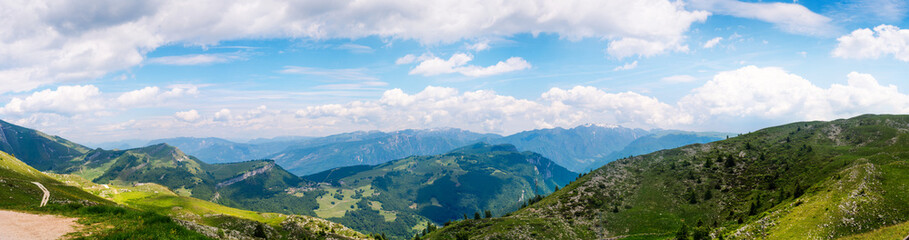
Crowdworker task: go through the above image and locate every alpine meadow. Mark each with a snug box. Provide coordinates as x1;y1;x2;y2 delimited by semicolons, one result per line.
2;1;909;240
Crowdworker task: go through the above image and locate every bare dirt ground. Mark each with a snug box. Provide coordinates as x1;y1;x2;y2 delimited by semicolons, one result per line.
0;210;78;240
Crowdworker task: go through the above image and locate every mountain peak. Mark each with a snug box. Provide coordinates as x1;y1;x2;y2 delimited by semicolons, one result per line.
450;142;519;154
578;123;621;129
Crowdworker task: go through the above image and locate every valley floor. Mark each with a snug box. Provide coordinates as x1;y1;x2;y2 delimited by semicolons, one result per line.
0;210;78;240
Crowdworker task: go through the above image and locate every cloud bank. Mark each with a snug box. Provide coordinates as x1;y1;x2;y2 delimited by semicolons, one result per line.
4;66;906;140
1;0;713;93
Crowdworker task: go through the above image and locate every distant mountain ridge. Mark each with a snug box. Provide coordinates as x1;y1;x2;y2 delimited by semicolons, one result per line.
270;128;501;175
151;125;726;175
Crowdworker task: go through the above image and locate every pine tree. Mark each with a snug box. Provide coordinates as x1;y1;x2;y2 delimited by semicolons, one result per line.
692;227;709;240
703;190;712;201
474;212;481;220
724;156;736;168
484;210;493;218
748;201;757;215
675;222;689;240
688;190;698;204
793;182;805;198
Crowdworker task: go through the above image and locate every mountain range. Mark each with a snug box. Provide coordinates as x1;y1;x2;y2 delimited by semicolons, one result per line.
300;143;575;237
426;114;909;240
150;125;726;175
0;118;727;239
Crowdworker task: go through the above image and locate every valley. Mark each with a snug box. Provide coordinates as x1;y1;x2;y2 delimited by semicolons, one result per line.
3;2;905;239
3;115;908;239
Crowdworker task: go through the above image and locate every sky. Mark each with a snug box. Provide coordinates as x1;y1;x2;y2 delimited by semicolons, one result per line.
2;0;909;144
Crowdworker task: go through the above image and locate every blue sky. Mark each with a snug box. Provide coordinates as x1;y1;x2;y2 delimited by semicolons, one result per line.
1;0;909;143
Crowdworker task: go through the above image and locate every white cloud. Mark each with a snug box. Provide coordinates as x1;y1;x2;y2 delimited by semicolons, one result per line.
0;85;198;116
14;66;909;141
703;37;723;48
0;85;104;115
1;0;710;93
395;54;420;65
174;109;201;122
690;0;833;36
661;75;697;83
294;85;692;133
290;67;909;136
607;37;689;59
679;66;909;121
146;53;242;66
613;61;638;71
280;66;379;81
826;72;909;116
408;53;531;77
832;25;909;61
116;86;199;107
466;41;491;51
335;43;373;53
214;108;232;122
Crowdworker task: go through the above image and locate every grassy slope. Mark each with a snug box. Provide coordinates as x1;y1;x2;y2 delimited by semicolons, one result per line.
60;144;324;217
0;150;210;239
0;120;90;171
426;114;909;239
51;173;368;240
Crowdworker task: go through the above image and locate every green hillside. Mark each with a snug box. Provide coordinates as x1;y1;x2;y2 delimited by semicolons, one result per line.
426;115;909;239
0;120;90;171
51;173;369;240
0;150;210;239
58;144;326;217
302;143;576;239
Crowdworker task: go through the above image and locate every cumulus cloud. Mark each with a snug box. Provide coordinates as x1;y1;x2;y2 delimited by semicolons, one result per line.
116;86;199;107
288;66;909;135
679;66;909;121
1;0;710;93
613;61;638;71
690;0;834;36
213;108;232;122
293;85;692;133
703;37;723;48
174;109;201;122
832;25;909;61
0;85;198;116
0;85;104;115
408;53;531;77
18;66;908;141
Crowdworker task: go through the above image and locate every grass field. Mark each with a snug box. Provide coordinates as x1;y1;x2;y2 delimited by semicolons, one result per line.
50;173;368;239
315;185;376;219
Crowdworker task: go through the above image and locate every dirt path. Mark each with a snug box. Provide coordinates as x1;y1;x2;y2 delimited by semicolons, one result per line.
0;210;78;240
32;182;49;207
